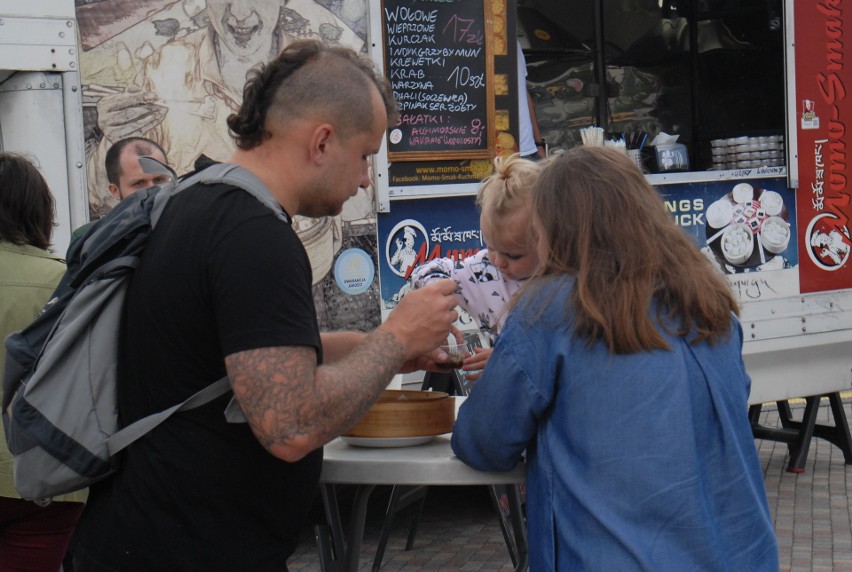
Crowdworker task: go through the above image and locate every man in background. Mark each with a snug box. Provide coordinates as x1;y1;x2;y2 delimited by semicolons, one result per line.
70;137;169;244
103;137;169;201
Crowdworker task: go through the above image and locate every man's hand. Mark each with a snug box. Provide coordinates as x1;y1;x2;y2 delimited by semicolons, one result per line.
380;278;458;360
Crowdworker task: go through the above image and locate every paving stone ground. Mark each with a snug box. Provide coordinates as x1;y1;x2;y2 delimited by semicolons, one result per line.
287;398;852;571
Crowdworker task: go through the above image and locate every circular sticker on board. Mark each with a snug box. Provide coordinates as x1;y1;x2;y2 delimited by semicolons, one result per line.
389;129;403;145
334;248;375;295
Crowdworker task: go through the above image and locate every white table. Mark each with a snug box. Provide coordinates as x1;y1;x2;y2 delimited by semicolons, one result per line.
317;434;527;572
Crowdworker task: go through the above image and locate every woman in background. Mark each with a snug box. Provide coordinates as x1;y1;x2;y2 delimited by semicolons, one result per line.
0;152;86;572
452;146;779;570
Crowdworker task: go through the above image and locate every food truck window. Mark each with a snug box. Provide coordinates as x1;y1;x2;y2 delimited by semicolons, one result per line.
520;0;785;172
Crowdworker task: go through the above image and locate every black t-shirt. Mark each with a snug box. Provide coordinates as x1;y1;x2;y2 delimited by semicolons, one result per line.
73;178;323;571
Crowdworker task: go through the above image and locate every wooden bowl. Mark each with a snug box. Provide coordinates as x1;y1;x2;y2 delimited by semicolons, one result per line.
344;390;455;438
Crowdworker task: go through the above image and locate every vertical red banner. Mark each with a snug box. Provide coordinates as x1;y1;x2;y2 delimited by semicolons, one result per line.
794;0;852;293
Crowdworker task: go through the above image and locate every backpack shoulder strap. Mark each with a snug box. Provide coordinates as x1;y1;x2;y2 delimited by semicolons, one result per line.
106;376;231;454
139;158;290;227
122;159;281;437
196;163;291;225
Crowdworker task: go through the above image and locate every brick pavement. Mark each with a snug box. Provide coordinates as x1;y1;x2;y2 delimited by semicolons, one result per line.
288;398;852;571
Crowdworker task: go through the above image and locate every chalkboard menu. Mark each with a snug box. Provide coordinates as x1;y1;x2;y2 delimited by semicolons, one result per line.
382;0;494;161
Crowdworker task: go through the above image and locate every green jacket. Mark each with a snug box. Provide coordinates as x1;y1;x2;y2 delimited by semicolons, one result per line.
0;241;86;502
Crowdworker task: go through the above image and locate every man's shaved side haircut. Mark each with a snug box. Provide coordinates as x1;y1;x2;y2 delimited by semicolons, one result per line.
228;40;398;150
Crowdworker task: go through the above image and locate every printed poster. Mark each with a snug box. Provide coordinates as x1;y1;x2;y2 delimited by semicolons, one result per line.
377;195;482;321
656;177;799;303
377;177;799;317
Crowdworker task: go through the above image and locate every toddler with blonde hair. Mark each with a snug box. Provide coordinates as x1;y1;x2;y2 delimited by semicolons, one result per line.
412;153;542;377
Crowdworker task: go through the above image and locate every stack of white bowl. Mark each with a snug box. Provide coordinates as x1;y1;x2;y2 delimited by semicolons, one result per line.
710;135;785;170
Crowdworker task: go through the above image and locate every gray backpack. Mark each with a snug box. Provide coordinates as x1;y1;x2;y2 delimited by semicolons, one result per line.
2;159;284;503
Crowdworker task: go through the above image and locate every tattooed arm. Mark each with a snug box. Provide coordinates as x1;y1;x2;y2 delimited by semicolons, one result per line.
225;279;459;462
319;330;458;371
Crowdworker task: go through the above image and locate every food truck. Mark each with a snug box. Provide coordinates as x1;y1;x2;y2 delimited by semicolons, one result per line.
1;0;849;469
368;0;852;470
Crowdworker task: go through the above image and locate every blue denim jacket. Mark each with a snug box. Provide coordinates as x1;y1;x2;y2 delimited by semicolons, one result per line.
452;277;779;571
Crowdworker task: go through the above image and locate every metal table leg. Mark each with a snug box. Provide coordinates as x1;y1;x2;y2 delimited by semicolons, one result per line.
320;481;525;571
506;485;528;572
319;484;346;571
343;484;377;571
320;483;378;571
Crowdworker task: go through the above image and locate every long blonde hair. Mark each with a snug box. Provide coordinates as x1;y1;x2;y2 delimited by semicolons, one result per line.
521;146;739;354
